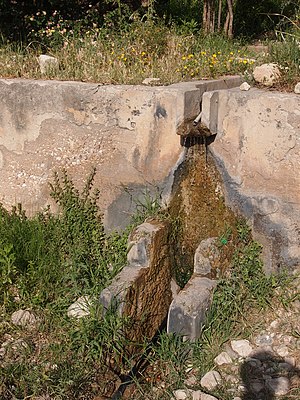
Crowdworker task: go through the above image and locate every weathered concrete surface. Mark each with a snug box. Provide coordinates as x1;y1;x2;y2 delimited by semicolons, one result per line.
100;221;172;344
167;277;216;341
202;88;300;272
0;76;241;229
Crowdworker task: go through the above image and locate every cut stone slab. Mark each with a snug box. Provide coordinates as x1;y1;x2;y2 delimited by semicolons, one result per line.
231;339;253;358
200;370;222;390
99;220;172;344
167;277;216;341
202;88;300;273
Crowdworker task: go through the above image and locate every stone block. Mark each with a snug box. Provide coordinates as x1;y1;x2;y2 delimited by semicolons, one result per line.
202;88;300;272
167;277;216;341
99;220;172;343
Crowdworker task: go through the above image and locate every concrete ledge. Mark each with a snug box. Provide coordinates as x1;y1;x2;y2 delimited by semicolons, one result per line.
167;276;216;341
0;77;241;229
202;88;300;272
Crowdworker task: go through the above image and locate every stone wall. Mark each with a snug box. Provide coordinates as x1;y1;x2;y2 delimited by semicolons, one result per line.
0;76;240;230
202;88;300;273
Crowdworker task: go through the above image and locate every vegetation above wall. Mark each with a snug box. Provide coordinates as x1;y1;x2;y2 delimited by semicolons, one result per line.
0;0;299;88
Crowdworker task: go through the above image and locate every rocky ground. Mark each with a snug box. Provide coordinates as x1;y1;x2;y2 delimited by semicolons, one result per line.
165;277;300;400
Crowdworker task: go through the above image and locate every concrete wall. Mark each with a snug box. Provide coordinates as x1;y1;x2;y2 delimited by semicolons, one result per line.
0;76;240;230
202;88;300;273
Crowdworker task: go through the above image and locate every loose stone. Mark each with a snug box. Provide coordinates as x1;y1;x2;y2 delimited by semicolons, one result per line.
199;393;218;400
274;344;289;358
266;376;290;395
253;63;281;86
214;351;232;365
173;389;192;400
239;82;251;91
231;339;253;357
254;333;273;346
38;54;59;74
200;370;222;390
294;82;300;94
67;296;91;318
11;309;37;327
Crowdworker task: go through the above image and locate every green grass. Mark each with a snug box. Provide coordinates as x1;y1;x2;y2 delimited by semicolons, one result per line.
0;170;294;399
0;21;260;85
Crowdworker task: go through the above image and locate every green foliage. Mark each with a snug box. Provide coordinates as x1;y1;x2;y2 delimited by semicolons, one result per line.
193;220;284;375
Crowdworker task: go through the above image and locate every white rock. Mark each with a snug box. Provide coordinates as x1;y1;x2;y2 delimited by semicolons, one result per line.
173;389;192;400
11;309;37;327
214;351;232;365
67;296;91;318
38;54;59;74
231;339;253;357
274;344;289;357
266;376;290;395
253;63;281;86
269;319;279;329
200;370;222;390
294;82;300;94
199;393;218;400
191;391;202;400
142;77;160;85
239;82;251;91
254;333;273;346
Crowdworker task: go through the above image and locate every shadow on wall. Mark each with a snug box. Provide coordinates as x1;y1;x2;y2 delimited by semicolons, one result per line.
240;351;300;399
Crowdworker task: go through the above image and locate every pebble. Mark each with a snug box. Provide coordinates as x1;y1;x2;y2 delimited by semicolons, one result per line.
239;82;251;91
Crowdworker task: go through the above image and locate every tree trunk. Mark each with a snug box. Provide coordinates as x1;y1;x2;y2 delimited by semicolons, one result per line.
224;10;229;36
227;0;234;38
202;0;215;34
217;0;222;32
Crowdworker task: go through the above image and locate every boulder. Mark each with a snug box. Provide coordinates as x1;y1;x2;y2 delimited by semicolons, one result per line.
253;63;281;86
